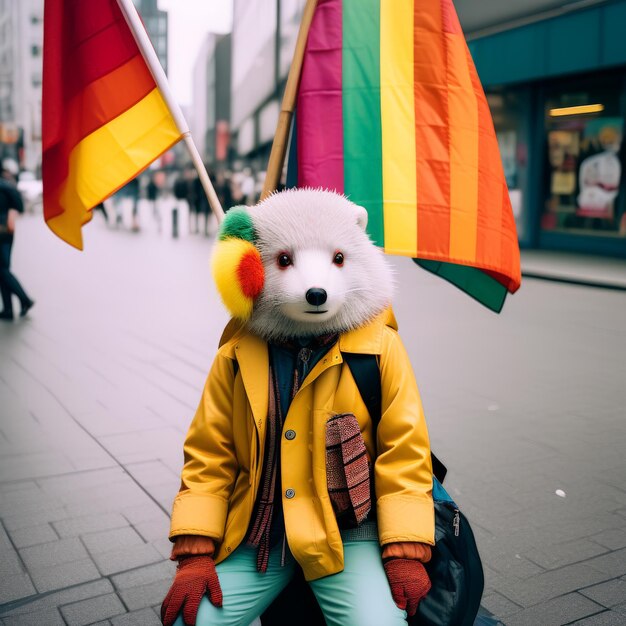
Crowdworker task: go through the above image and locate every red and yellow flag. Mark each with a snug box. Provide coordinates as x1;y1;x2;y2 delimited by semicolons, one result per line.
42;0;182;249
292;0;521;311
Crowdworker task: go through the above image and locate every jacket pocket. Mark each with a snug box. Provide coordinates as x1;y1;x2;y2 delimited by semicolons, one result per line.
325;412;372;529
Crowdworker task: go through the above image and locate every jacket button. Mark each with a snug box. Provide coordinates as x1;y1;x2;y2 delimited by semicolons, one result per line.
285;429;296;440
285;488;295;499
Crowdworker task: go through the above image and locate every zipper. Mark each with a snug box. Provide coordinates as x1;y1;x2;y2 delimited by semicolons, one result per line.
453;508;460;537
298;347;312;381
298;347;312;364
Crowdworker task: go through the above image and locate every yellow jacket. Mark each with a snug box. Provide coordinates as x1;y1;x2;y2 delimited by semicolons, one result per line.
169;310;435;581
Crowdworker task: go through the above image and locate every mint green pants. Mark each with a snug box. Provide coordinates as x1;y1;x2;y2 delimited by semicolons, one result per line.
173;540;407;626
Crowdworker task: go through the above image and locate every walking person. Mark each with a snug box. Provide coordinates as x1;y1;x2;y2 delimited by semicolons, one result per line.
93;201;109;223
192;166;214;236
147;176;159;215
215;170;233;214
0;174;34;321
173;172;190;239
126;177;141;232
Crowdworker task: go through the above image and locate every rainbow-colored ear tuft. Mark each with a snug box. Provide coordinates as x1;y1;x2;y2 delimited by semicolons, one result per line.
212;208;264;320
218;206;256;242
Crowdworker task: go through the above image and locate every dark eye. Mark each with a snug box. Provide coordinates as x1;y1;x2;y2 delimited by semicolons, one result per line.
333;251;344;266
277;253;292;268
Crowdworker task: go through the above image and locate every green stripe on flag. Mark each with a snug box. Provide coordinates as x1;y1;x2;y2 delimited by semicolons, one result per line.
343;0;384;247
414;259;508;313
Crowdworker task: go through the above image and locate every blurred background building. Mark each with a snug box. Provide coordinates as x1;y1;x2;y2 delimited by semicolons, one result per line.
132;0;168;75
191;33;232;168
227;0;305;172
0;0;44;173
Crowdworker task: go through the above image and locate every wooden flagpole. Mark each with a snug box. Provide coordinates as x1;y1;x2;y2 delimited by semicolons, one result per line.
261;0;318;200
115;0;225;223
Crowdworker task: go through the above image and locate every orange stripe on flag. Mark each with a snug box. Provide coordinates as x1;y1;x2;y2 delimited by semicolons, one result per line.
65;55;155;152
44;56;156;223
413;1;450;258
46;88;180;249
447;33;478;263
468;49;504;273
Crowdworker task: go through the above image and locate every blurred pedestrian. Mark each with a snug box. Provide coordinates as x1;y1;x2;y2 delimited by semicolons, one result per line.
147;176;159;213
187;172;200;234
215;170;233;213
230;172;245;205
173;171;192;239
0;173;34;321
240;167;255;204
93;201;108;223
192;166;214;236
146;174;161;231
126;177;141;232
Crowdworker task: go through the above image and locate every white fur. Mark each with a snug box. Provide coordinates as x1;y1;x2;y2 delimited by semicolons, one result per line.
246;189;394;341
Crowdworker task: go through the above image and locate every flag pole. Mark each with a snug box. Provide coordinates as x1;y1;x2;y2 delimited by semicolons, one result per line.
261;0;318;200
115;0;225;223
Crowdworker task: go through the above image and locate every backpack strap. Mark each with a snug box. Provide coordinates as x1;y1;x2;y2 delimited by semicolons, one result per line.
343;352;447;485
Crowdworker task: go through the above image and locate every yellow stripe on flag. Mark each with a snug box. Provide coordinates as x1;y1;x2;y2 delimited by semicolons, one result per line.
380;0;417;257
447;34;479;262
47;88;181;249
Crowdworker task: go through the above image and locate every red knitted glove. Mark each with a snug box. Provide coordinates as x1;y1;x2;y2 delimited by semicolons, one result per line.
383;557;431;617
161;555;223;626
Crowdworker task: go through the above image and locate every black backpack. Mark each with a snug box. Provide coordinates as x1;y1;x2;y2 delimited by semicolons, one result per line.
261;352;484;625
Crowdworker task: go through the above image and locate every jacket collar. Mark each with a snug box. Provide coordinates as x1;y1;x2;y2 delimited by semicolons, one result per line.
217;309;396;429
338;308;397;355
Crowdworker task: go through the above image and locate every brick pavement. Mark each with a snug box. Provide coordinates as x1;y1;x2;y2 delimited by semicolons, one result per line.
1;213;625;625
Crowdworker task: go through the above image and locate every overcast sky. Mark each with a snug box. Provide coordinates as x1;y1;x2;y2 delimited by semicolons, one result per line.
157;0;233;105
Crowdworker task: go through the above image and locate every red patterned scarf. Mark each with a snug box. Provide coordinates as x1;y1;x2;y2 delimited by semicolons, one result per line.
325;412;371;528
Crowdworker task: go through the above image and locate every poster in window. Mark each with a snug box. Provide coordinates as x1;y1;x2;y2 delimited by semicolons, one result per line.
548;131;579;198
577;118;622;219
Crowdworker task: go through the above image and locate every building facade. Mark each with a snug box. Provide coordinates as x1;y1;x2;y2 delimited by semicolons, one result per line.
230;0;305;171
133;0;168;75
463;0;626;257
192;33;232;167
0;0;44;173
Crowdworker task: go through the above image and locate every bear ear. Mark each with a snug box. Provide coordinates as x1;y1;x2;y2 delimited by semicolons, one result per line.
355;204;368;231
218;205;256;242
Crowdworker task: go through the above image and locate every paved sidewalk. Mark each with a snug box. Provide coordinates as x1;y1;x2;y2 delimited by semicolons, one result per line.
521;249;626;289
0;213;625;625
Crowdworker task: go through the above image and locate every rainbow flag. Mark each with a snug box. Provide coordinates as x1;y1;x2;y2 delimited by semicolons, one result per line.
42;0;182;249
291;0;521;311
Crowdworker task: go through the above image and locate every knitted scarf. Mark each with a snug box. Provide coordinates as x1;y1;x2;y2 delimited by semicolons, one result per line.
325;412;372;528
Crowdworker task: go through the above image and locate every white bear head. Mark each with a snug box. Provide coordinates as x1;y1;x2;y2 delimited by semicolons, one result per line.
211;188;394;341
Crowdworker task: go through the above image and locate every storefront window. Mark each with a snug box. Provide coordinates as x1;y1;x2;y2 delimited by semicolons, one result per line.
543;80;625;238
487;89;531;242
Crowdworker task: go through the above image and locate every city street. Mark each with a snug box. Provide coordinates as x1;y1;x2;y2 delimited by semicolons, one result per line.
0;210;625;625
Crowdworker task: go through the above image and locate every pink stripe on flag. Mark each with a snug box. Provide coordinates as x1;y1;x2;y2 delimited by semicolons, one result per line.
297;0;344;192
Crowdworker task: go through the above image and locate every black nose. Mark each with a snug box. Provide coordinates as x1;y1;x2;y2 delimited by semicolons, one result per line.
306;288;327;307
